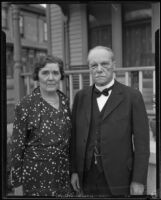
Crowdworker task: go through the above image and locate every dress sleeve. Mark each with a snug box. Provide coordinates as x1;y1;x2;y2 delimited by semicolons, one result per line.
10;102;28;187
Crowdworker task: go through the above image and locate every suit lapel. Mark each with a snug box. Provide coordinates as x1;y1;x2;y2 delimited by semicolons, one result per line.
84;86;93;124
103;81;124;120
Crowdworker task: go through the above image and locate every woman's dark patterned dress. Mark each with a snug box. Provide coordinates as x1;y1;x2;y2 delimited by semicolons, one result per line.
10;87;73;196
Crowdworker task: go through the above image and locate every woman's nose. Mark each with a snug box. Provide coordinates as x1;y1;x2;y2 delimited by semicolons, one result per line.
48;72;54;80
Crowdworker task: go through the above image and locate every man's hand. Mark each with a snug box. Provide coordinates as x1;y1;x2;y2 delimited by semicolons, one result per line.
71;173;80;192
130;182;144;195
14;185;23;195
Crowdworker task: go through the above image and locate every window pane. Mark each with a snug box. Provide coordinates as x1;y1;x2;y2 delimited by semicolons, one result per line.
44;21;47;41
88;4;112;49
19;15;24;37
2;8;7;28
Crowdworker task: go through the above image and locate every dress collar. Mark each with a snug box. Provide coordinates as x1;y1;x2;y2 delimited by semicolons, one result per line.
31;86;67;103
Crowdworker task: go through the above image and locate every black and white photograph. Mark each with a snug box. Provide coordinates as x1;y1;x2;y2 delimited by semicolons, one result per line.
1;1;160;199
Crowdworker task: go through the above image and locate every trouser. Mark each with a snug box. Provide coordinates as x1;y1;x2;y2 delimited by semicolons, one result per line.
83;156;112;197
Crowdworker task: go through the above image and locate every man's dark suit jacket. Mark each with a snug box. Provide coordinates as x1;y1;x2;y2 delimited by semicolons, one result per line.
70;80;150;195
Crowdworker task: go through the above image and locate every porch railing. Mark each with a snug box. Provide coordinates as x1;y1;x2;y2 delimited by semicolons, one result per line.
20;66;155;117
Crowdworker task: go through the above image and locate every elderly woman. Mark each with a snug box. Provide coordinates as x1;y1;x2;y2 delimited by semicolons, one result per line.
10;55;73;197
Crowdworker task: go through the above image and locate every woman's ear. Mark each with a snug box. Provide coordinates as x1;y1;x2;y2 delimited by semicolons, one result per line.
33;73;37;81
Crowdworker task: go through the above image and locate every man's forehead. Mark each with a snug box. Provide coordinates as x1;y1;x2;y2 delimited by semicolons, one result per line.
89;50;112;60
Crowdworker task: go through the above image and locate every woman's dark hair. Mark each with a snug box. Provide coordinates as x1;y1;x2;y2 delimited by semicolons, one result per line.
33;55;64;81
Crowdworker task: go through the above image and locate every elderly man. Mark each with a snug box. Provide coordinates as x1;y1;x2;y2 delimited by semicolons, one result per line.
70;46;150;197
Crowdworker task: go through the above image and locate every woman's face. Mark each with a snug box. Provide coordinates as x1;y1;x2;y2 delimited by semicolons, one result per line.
38;63;61;93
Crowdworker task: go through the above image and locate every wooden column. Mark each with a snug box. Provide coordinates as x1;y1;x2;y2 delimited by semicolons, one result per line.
69;4;88;66
12;4;25;103
111;4;123;68
80;4;88;65
64;15;70;70
49;4;64;59
46;4;52;55
2;2;8;28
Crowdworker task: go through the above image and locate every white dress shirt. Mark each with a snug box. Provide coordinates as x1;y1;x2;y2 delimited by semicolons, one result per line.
95;78;115;112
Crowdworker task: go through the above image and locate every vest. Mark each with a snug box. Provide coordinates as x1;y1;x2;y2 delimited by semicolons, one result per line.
84;89;107;172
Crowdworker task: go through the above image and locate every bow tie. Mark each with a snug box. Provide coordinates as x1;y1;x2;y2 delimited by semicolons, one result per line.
94;85;113;97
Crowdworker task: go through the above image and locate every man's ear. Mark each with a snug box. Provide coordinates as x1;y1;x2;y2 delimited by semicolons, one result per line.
112;61;116;69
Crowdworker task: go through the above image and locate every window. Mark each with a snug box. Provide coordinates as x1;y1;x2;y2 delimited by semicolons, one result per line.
88;4;112;49
43;21;47;41
122;3;153;67
19;15;24;37
2;8;7;28
6;46;14;77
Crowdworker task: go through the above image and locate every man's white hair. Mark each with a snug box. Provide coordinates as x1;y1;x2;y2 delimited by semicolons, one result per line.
87;46;115;63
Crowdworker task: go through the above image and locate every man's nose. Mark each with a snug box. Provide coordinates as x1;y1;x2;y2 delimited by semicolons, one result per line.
97;64;102;71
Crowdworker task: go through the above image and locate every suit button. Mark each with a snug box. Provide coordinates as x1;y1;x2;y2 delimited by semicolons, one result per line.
84;139;86;143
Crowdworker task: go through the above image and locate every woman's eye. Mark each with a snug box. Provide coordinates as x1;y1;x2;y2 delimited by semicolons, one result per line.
53;71;60;76
41;71;49;75
40;70;60;76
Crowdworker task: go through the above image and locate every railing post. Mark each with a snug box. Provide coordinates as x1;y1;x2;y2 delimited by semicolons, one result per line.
138;71;143;93
125;71;129;86
79;74;83;89
59;81;63;92
153;70;156;112
113;72;116;79
89;74;93;85
69;74;73;108
26;76;30;95
34;81;38;88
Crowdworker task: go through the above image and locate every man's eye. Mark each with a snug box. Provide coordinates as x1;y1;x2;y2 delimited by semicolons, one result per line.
91;64;97;69
101;62;109;67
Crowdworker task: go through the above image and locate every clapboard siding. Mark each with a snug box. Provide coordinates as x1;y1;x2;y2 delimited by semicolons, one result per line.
69;4;83;65
70;29;84;35
51;22;63;28
70;36;82;43
51;36;62;43
70;21;82;29
70;59;83;64
70;24;82;30
70;48;83;54
50;4;64;59
50;20;63;27
70;59;83;65
70;43;82;50
70;56;83;62
70;39;83;45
